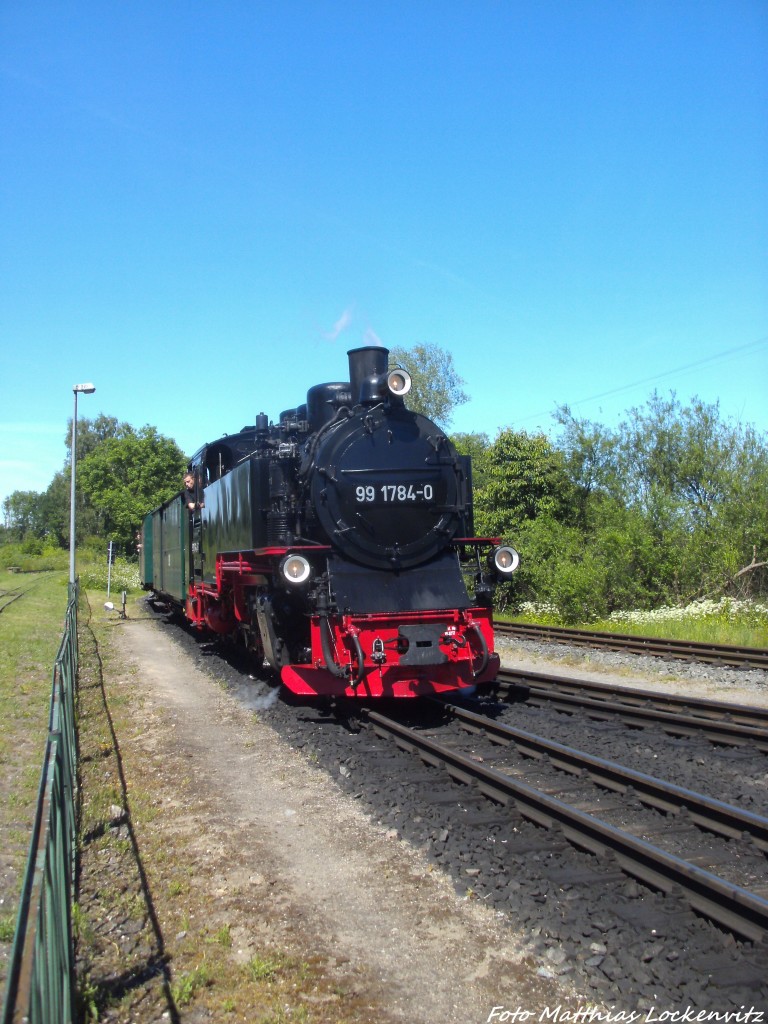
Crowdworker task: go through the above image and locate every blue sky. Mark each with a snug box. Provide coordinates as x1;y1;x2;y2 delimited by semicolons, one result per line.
1;1;766;511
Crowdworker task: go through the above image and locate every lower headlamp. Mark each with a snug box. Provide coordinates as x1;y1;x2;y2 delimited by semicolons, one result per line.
492;546;520;575
281;554;311;584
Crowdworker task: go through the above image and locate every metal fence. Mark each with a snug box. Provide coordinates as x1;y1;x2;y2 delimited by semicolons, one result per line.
2;581;79;1024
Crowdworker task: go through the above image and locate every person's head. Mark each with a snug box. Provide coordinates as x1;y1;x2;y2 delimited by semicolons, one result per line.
184;472;195;490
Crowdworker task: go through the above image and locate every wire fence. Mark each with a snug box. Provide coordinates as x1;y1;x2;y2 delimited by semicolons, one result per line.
2;581;79;1024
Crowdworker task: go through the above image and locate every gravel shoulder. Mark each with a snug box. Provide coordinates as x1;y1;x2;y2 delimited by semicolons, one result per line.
80;604;585;1022
495;634;768;707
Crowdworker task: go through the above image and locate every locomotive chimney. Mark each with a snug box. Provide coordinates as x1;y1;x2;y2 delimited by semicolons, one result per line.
347;346;389;406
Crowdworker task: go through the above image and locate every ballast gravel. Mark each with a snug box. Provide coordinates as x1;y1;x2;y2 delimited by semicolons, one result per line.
128;605;768;1018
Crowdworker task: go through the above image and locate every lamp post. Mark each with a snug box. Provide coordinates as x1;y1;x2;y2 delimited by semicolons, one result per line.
69;383;96;585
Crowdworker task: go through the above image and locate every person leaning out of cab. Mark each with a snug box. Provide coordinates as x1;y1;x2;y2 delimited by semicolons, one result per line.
183;471;204;511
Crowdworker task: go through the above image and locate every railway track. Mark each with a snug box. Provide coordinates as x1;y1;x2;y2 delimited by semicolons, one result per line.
497;621;768;669
165;609;768;1007
495;666;768;728
366;704;768;942
0;572;55;614
443;701;768;851
494;667;768;750
0;588;26;614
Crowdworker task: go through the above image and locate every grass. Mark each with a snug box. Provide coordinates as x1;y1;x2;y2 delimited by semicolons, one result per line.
0;569;70;993
73;584;383;1022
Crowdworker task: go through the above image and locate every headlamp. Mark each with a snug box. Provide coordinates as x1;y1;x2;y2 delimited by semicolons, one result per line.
491;546;520;575
386;368;412;397
281;554;311;584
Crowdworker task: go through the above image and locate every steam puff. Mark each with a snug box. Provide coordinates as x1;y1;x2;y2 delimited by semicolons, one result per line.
325;307;353;340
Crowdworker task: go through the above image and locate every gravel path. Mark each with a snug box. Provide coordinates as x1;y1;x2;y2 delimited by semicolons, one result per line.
108;611;586;1022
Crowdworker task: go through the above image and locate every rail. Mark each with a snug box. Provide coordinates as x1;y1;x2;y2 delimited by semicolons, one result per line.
495;668;768;751
1;581;79;1024
366;707;768;941
443;700;768;851
497;621;768;669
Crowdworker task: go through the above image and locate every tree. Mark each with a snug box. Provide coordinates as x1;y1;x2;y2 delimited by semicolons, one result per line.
2;490;44;538
64;414;131;464
389;343;468;428
554;405;621;523
474;429;577;539
451;431;491;489
554;392;768;606
39;470;76;547
78;426;188;548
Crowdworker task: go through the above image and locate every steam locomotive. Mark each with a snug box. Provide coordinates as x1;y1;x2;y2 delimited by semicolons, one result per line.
140;346;519;698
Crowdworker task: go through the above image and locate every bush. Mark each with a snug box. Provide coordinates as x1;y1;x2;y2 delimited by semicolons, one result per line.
0;541;69;573
79;558;142;593
548;553;609;624
503;516;609;623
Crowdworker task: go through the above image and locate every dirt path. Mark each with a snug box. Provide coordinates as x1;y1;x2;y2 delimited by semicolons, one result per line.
100;612;583;1022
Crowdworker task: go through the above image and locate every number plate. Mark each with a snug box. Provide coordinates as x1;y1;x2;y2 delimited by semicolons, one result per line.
354;483;435;504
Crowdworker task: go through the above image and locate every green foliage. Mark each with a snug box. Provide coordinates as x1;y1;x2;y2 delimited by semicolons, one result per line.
171;963;211;1007
35;471;71;547
476;393;767;621
0;572;70;940
65;413;132;464
505;516;607;623
541;393;768;616
473;429;576;538
452;432;492;489
78;426;187;548
78;557;142;593
246;953;285;981
600;599;768;647
0;541;69;572
389;342;468;427
1;415;187;558
2;490;45;538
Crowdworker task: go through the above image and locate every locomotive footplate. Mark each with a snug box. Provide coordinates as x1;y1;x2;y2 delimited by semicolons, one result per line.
397;624;448;665
280;606;499;698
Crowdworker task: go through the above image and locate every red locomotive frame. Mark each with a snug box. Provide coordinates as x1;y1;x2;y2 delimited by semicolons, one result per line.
183;543;501;698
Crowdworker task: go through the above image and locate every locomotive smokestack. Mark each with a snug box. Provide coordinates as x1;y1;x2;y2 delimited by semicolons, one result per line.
347;346;390;406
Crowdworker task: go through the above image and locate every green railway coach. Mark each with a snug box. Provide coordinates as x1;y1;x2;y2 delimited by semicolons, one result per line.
140;494;189;602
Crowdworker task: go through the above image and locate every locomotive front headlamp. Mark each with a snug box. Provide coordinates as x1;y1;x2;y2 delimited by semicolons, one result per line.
492;546;520;575
281;554;311;584
387;368;412;397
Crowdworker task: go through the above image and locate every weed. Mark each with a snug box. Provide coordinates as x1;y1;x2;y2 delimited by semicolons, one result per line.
510;597;768;647
76;975;100;1022
0;913;16;942
71;902;87;942
246;952;285;981
171;962;212;1007
260;1005;310;1024
213;924;232;947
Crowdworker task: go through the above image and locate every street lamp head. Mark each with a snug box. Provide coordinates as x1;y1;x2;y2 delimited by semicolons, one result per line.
73;383;96;394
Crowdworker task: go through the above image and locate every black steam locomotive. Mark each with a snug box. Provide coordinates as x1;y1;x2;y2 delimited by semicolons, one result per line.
140;346;519;698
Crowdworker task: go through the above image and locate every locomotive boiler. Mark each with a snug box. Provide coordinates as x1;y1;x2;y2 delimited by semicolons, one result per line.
140;345;519;698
